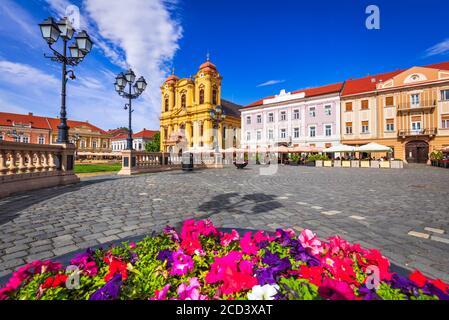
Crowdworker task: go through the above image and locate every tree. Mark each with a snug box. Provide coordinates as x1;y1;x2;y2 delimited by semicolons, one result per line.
144;132;161;152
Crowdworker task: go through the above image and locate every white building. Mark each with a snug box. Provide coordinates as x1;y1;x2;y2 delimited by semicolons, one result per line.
111;129;158;152
241;83;343;150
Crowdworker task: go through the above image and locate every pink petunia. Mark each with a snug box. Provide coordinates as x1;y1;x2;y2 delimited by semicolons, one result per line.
299;229;323;255
170;249;194;276
220;230;240;247
240;232;259;256
150;284;171;300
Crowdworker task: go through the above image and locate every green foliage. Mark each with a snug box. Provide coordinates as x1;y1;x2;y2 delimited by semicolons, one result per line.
376;283;407;300
278;277;320;300
430;151;443;160
144;132;161;152
74;163;121;174
289;154;300;162
306;154;329;162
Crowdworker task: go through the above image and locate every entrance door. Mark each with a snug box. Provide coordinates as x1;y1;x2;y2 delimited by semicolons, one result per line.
405;141;429;163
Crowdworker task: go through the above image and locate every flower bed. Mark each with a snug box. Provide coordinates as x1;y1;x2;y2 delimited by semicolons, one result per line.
1;219;448;300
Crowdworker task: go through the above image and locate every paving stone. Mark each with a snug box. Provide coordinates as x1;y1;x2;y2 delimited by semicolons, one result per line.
425;227;445;234
408;231;430;239
430;235;449;244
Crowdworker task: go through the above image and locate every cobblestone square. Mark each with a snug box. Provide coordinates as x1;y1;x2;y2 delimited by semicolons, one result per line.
1;165;448;282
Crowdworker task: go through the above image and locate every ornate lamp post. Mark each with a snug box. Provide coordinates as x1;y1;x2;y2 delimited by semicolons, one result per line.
39;17;93;143
114;69;147;150
209;105;226;153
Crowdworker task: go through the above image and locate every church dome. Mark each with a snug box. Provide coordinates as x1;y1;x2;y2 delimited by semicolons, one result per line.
165;73;179;84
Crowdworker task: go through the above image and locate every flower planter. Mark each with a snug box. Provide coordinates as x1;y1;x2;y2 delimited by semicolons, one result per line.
305;161;316;167
315;160;323;167
333;160;342;167
323;160;333;167
342;160;351;168
379;161;390;169
1;219;448;301
370;160;380;168
360;160;370;168
351;160;360;168
390;160;403;169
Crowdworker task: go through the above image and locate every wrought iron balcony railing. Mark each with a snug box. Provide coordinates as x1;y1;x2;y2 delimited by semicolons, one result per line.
397;100;437;112
398;128;437;137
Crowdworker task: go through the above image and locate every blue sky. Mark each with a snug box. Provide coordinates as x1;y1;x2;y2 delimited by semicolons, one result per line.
1;0;449;131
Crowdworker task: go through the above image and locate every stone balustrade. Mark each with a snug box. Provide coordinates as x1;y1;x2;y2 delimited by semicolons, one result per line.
0;141;79;198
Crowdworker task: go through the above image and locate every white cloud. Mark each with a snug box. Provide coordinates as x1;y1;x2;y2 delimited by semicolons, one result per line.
256;80;285;87
0;60;58;87
425;39;449;57
84;0;183;130
40;0;183;130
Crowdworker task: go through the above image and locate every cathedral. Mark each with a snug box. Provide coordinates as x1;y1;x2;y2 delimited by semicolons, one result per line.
159;57;241;154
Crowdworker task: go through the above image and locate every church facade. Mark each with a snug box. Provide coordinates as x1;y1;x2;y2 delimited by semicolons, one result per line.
159;58;241;154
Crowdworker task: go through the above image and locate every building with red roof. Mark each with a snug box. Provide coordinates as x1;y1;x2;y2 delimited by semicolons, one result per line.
0;111;111;153
241;82;344;150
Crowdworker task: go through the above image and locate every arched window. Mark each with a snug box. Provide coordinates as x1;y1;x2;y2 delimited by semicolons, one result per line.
181;94;186;109
212;89;217;105
164;97;169;112
199;88;205;104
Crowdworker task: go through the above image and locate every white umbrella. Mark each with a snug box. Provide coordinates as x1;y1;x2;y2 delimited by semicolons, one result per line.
355;142;392;152
323;144;356;153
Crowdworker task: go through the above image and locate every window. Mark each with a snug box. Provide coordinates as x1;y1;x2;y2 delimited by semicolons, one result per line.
246;131;251;141
280;111;287;121
293;127;300;138
199;89;205;104
309;126;316;137
361;100;369;110
386;119;394;132
345;102;353;112
267;129;274;140
410;94;420;106
22;135;29;143
246;116;251;125
14;135;20;142
293;109;300;120
309;107;316;117
268;113;274;122
181;94;186;108
139;143;142;150
212;89;217;105
38;135;45;144
164;98;169;112
441;90;449;101
92;140;97;149
442;116;449;128
256;131;261;140
324;105;331;116
385;96;394;107
0;134;3;141
257;115;262;123
325;125;332;137
361;121;369;133
280;129;287;139
345;122;353;135
411;116;421;131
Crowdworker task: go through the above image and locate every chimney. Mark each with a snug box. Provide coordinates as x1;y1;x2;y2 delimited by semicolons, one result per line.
28;112;33;116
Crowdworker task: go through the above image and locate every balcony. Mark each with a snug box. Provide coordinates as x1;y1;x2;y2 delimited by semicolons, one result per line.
397;100;436;112
398;128;437;138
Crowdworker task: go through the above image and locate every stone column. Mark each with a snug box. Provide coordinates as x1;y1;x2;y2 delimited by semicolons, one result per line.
185;122;192;149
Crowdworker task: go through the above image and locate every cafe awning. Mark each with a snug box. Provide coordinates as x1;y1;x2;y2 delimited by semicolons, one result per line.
322;144;356;153
355;142;392;152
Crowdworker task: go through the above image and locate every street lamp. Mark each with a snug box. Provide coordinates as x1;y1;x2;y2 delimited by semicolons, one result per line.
209;105;226;153
39;16;93;144
114;69;147;150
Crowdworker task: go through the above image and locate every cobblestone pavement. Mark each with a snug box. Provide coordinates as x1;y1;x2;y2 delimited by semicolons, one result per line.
1;164;449;281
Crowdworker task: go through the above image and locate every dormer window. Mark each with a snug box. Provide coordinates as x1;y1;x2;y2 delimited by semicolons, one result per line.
181;93;186;108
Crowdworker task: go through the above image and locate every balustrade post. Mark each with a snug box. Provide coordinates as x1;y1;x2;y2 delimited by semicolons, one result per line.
25;151;34;173
8;151;17;174
18;151;27;173
42;152;49;172
0;151;7;175
48;152;56;172
35;152;43;172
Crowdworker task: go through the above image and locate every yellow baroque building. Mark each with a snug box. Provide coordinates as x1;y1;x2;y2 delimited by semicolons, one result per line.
160;58;241;154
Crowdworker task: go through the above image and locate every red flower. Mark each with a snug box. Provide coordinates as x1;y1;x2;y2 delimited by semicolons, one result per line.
181;236;202;255
240;232;259;256
104;256;128;282
318;277;358;300
299;265;324;286
221;266;258;295
430;279;449;293
41;274;68;289
409;270;428;287
363;249;393;281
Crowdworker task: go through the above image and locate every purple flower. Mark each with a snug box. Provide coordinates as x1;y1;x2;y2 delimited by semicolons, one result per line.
156;249;174;268
89;274;122;300
255;268;276;285
389;274;420;297
422;283;449;300
358;286;381;300
130;252;139;265
163;226;180;242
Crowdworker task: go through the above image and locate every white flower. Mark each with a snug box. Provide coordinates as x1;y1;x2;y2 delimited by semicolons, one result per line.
247;284;279;300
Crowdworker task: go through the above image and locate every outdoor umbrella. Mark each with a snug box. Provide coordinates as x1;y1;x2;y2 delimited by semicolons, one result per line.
323;144;356;153
355;142;392;152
